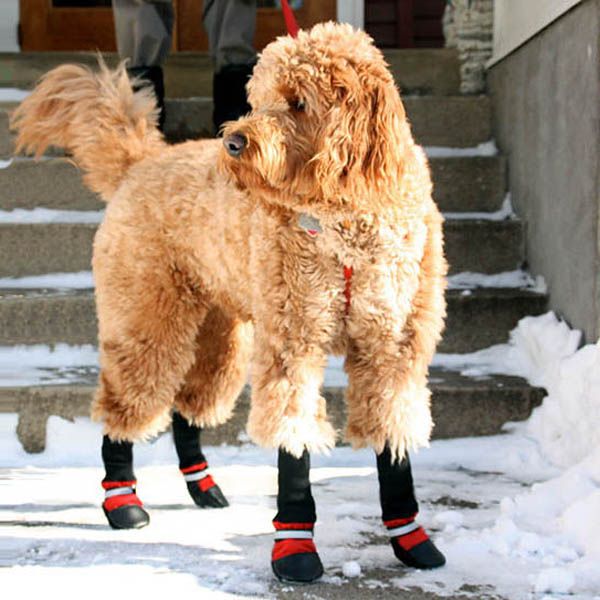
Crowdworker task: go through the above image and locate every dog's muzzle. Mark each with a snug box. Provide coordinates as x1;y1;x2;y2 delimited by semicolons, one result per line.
223;132;248;158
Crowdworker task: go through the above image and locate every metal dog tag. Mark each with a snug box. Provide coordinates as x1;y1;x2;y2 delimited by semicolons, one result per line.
298;212;323;236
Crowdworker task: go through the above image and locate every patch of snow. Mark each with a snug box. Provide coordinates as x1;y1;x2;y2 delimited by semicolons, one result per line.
448;269;546;291
0;208;104;224
0;87;30;102
342;561;361;578
0;158;13;169
424;140;498;157
0;271;94;289
0;344;98;387
444;193;515;221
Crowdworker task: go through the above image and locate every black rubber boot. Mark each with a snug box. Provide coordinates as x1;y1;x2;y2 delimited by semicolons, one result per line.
212;63;254;134
172;411;229;509
127;65;166;131
271;449;323;584
101;435;150;530
103;502;150;530
391;536;446;570
377;447;446;570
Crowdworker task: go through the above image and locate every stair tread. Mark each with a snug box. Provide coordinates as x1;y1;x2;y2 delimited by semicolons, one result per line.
0;367;541;395
0;155;507;213
0;286;548;301
0;94;492;151
0;48;461;97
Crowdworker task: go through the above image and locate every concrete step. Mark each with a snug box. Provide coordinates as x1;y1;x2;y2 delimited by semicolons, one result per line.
1;368;545;453
163;96;492;147
0;94;492;158
0;219;523;279
0;156;506;213
0;48;460;97
0;287;547;353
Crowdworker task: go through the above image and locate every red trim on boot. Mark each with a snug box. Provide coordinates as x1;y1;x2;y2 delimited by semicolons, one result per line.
198;475;216;492
103;493;143;512
272;539;317;561
395;527;429;551
383;514;418;529
273;521;314;531
180;462;208;474
102;480;136;490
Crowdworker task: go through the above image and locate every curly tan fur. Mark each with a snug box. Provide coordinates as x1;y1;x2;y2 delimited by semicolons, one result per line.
11;23;446;459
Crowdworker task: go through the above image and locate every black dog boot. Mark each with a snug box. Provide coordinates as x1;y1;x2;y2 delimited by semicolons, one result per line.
271;522;324;584
385;516;446;569
180;462;229;508
102;480;150;530
127;65;166;131
212;63;254;134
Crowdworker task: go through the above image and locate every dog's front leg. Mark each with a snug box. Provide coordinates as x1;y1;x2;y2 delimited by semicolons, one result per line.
344;209;447;461
248;320;336;457
246;233;337;457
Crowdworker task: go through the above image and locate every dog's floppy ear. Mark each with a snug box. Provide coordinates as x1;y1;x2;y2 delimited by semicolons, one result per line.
313;66;407;199
362;75;407;187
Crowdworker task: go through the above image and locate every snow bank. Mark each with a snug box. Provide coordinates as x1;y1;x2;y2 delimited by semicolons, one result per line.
435;311;600;595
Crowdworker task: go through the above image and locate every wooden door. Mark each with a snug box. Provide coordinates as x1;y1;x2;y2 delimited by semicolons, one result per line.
19;0;337;52
365;0;447;48
19;0;117;51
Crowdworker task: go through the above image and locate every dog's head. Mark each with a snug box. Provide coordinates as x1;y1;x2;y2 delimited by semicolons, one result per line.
220;22;411;215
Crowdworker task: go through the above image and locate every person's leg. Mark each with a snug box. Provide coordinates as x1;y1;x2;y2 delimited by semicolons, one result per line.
112;0;173;129
271;449;323;583
377;447;445;569
101;435;150;529
203;0;257;133
172;411;229;508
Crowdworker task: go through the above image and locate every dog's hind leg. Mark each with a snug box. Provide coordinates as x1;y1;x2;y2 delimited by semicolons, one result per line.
92;247;209;442
173;306;253;428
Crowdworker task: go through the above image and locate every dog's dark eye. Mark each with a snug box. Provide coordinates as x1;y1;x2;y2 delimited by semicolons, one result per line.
291;98;305;112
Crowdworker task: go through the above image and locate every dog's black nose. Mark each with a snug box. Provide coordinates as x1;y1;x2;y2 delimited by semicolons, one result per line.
223;132;247;157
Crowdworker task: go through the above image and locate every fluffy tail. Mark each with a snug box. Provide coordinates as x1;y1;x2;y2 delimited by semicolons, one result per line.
10;61;165;201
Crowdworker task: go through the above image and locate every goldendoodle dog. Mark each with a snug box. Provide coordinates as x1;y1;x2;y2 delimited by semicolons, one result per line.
12;22;447;582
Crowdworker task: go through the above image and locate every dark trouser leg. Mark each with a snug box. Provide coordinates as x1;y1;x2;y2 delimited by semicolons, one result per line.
172;411;228;508
202;0;257;133
376;446;445;569
272;449;323;583
101;435;149;529
112;0;172;130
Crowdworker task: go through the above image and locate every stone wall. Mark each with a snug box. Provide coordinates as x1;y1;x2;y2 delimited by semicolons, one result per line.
444;0;494;94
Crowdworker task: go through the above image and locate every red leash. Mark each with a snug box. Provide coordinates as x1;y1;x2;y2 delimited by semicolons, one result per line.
280;0;300;37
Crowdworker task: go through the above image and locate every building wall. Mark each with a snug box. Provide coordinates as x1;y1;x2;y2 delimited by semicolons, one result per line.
0;0;19;52
490;0;582;66
488;0;600;341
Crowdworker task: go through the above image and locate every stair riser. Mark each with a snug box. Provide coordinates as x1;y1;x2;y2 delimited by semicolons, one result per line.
444;220;524;274
0;95;492;159
0;220;523;278
2;381;544;454
164;96;492;147
0;156;506;213
0;291;547;352
0;49;460;97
